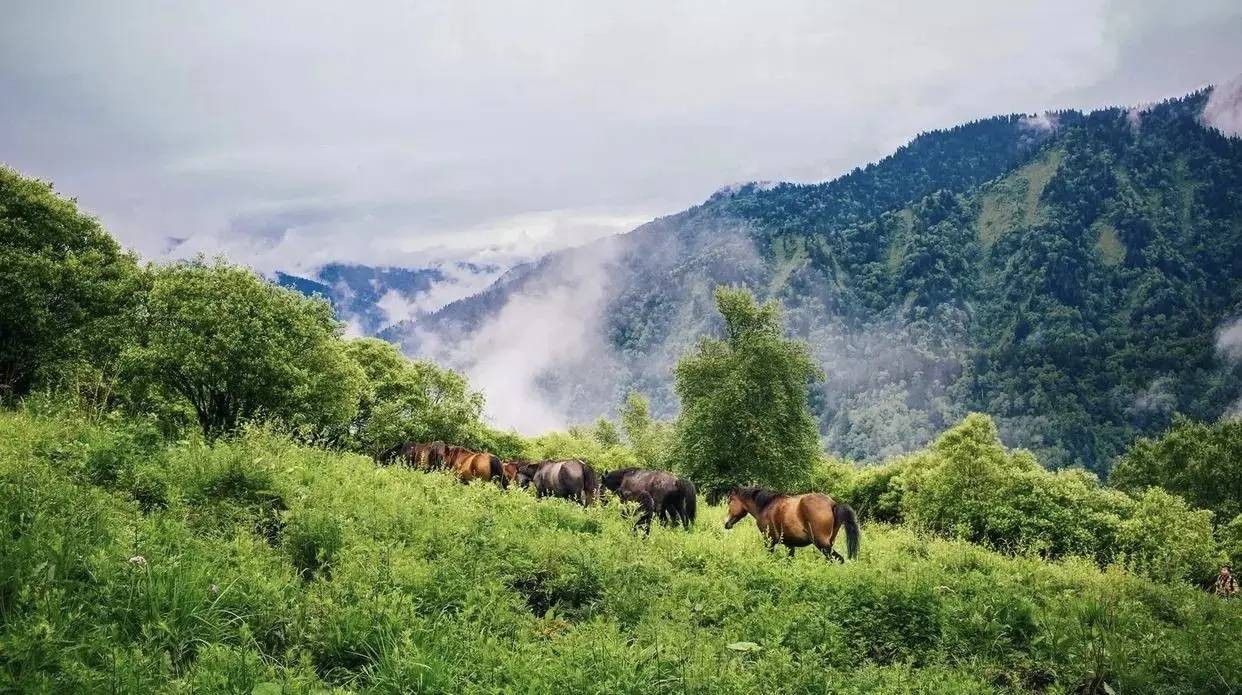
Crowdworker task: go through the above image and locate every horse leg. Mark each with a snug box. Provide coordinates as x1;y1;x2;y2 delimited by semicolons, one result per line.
817;544;845;563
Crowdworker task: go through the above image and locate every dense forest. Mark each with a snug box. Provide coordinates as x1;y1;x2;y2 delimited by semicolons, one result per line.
392;88;1242;472
4;89;1242;691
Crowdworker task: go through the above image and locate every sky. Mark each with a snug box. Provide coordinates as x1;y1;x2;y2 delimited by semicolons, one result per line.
3;0;1242;276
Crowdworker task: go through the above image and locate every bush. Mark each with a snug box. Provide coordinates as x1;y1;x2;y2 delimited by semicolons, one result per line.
898;414;1217;582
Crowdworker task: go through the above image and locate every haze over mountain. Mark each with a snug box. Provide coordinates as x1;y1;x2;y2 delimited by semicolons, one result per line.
375;83;1242;473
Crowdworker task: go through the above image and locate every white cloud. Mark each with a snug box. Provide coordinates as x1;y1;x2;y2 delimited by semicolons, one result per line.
1203;74;1242;138
4;1;1241;273
1019;112;1059;133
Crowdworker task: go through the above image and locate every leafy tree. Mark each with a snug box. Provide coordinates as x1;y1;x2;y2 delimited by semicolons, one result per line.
620;390;674;468
341;338;484;456
122;259;364;438
0;166;142;400
673;286;822;496
1110;416;1242;523
590;417;622;448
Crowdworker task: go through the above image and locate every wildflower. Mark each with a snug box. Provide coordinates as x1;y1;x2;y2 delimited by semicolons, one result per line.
128;555;147;568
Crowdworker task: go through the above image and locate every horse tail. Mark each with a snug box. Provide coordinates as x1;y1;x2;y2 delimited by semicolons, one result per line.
679;478;697;528
837;503;860;560
489;454;505;488
581;464;600;506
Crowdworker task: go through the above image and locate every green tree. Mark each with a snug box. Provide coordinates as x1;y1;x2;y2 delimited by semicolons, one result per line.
122;259;364;438
1110;416;1242;524
341;338;484;456
591;417;622;448
0;167;142;400
620;389;673;468
673;286;822;496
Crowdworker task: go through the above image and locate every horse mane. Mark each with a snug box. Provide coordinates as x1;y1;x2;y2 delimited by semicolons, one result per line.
737;485;784;510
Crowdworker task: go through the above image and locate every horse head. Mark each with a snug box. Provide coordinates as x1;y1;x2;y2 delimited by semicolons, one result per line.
723;487;751;529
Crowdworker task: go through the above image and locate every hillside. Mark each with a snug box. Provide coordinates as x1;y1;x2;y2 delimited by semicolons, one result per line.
387;89;1242;472
277;262;501;335
3;409;1239;693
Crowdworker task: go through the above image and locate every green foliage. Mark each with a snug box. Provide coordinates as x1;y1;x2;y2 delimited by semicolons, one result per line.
342;337;485;456
674;287;822;496
0;166;142;402
525;428;637;472
2;409;1240;694
1219;514;1242;567
1111;415;1242;523
121;259;365;439
620;390;674;468
845;413;1218;583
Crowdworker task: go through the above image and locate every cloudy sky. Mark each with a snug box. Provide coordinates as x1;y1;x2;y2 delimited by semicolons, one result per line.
3;0;1241;274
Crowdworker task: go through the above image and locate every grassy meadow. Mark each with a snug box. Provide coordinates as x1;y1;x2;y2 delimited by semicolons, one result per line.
3;407;1239;694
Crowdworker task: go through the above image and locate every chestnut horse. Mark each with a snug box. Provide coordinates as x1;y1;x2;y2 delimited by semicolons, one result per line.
376;441;445;470
443;445;505;486
724;486;859;562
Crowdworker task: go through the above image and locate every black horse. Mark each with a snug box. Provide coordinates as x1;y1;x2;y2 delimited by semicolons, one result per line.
514;460;600;506
602;467;697;534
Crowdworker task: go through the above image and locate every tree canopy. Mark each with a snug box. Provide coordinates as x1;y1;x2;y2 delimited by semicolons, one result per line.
342;337;485;456
673;286;822;496
0;166;141;400
122;260;365;438
1110;416;1242;524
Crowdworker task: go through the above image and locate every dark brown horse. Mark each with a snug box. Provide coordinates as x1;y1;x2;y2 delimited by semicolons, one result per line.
724;486;859;562
376;441;446;470
514;460;599;506
443;445;505;486
601;467;697;534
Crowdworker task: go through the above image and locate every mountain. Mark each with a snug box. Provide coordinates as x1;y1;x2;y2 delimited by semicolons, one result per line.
277;261;501;335
386;87;1242;472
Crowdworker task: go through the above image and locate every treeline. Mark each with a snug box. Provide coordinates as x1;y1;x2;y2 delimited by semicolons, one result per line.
4;162;1242;587
428;88;1242;472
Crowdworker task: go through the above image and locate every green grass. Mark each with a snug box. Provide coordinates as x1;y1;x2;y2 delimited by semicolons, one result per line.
2;410;1239;693
1093;221;1126;266
976;149;1064;247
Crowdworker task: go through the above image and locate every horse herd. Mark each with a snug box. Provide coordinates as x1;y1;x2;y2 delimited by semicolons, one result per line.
378;440;860;561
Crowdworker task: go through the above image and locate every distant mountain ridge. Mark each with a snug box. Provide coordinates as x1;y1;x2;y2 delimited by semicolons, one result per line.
277;261;500;335
385;87;1242;472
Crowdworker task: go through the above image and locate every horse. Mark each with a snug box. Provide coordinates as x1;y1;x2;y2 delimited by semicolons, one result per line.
376;441;445;470
724;486;860;562
442;445;505;487
514;460;599;506
601;467;697;534
501;460;526;486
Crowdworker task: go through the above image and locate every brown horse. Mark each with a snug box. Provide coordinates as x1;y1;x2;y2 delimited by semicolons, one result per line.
724;486;860;562
501;460;526;486
443;445;505;486
376;441;445;470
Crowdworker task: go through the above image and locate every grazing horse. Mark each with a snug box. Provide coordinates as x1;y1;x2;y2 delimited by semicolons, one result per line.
601;468;697;534
442;445;505;486
376;441;445;470
501;460;526;486
515;460;599;506
724;486;860;562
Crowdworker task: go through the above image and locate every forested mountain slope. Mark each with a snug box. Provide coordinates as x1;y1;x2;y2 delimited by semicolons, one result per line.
387;89;1242;472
